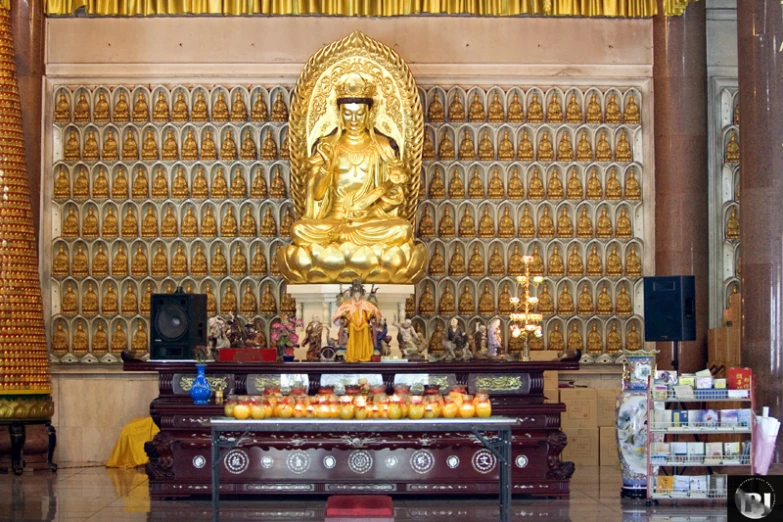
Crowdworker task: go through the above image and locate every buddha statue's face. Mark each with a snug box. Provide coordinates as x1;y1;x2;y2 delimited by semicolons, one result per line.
340;102;370;135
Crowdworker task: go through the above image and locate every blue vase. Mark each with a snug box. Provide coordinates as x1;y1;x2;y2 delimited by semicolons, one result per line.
190;363;212;405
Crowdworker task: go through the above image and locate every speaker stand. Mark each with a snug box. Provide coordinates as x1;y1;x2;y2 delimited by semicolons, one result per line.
671;340;680;373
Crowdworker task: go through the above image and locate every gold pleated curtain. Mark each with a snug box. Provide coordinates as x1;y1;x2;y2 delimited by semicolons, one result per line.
44;0;699;17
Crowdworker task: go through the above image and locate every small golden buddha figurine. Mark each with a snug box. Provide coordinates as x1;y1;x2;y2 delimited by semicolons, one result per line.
530;245;545;275
204;283;217;316
169;91;188;122
231;245;247;275
152;92;169;122
202;207;217;237
528;168;545;199
141;207;158;238
565;169;582;200
82;207;99;238
82;283;99;316
595;131;612;162
439;283;456;315
606;245;623;276
615;131;632;162
238;130;258;161
548;323;565;352
578;284;594;315
110;322;127;352
626;324;642;351
498;207;516;238
161;130;178;161
448;93;466;122
131;245;148;276
151;167;168;199
114;92;130;122
615;207;632;238
607;323;622;353
201;129;218;161
597;283;613;316
210;92;229;122
141;130;158;161
79;139;96;167
61;283;78;315
418;282;436;315
72;167;90;199
269;168;287;199
548;245;565;276
576;131;593;162
422;130;436;161
259;284;277;315
230;170;248;199
585;168;603;200
507;168;524;199
133;92;149;122
62;207;79;237
478;282;495;316
220;130;237;160
518;206;535;237
136;283;152;316
726;208;740;239
237;207;257;237
151;245;168;276
271;92;288;122
438;207;456;237
537;131;554;162
260;207;277;237
438;131;456;160
130;321;148;353
557;285;574;315
725;132;740;163
469;93;485;122
71;244;89;277
52;321;69;353
229;92;247;122
537;283;554;315
625;168;641;200
501;93;521;123
505;244;523;276
448;169;465;199
488;168;505;199
221;206;238;237
488;245;505;276
171;244;188;276
548;169;564;199
418;206;435;237
281;133;292;159
624;94;640;124
459;130;476;161
54;167;70;200
72;322;89;354
596;207;613;238
468;168;485;199
428;167;446;199
450;244;467;276
239;284;257;316
576;207;593;238
280;207;294;237
566;93;582;123
53;245;70;276
488;93;505;123
587;324;603;354
428;244;446;276
102;130;118;162
616;284;633;316
567;245;583;276
122;284;138;316
586;94;602;124
518;130;534;161
606;168;622;199
122;129;139;161
557;208;573;238
478;208;495;238
167;168;188;200
63;130;80;161
459;207;476;237
734;103;740;125
121;207;138;237
179;129;197;161
527;93;544;123
605;94;621;124
538;207;555;237
478;131;495;161
547;93;563;123
186;91;206;122
587;245;603;276
54;92;71;123
498;282;514;315
189;245;208;277
468;244;485;276
73;92;90;122
250;244;267;275
428;93;445;122
626;244;642;277
249;92;268;121
111;169;129;201
249;170;267;200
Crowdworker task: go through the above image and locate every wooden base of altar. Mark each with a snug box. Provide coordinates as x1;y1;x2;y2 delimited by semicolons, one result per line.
124;359;578;499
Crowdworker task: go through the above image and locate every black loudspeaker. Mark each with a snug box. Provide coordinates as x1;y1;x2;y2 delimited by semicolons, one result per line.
643;276;696;342
150;288;207;360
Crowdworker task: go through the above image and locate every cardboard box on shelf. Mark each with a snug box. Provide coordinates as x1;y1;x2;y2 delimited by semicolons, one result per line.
708;327;741;369
530;351;560;362
599;426;619;467
544;390;558;404
596;388;621;427
560;388;598;428
543;370;559;391
562;428;599;466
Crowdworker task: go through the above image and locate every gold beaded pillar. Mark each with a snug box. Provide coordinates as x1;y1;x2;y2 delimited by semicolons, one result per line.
0;2;53;420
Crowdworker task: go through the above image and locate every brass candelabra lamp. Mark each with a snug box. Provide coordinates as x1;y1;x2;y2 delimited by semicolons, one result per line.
508;256;544;361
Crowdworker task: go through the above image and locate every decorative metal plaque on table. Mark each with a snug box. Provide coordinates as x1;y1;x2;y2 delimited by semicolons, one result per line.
468;373;530;395
393;374;456;392
173;373;234;394
247;374;310;394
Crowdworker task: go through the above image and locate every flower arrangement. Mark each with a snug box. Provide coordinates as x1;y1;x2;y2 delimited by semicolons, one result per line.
271;315;303;361
193;344;210;364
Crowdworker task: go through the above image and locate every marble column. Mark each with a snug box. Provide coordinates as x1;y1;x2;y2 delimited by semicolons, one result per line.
652;0;708;372
737;0;783;455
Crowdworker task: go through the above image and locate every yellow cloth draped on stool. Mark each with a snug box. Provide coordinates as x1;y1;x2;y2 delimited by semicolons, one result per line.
105;417;159;468
333;298;379;363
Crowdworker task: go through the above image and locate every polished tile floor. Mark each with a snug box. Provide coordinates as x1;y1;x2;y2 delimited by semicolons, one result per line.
0;464;730;521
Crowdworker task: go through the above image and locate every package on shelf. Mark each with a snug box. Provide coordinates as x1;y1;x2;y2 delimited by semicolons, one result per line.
679;375;695;388
728;367;753;390
689;476;708;493
561;427;599;466
687;442;705;460
657;476;674;493
596;388;621;428
559;388;597;428
705;442;723;461
543;370;559;391
599;426;619;467
654;369;678;385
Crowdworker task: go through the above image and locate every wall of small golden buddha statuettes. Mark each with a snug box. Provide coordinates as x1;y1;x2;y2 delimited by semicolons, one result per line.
409;86;646;360
720;88;740;309
49;84;296;362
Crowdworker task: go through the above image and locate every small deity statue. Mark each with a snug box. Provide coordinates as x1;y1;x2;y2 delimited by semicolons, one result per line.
396;317;425;359
478;208;495;238
528;168;544;199
587;324;603;354
151;245;168;276
528;332;544;352
61;283;78;315
616;285;633;316
547;93;563;122
256;283;276;315
439;207;456;237
448;93;466;122
271;92;288;122
161;130;178;161
595;131;612;161
418;282;436;315
200;207;216;237
62;207;79;237
210;92;229;122
518;206;535;237
53;167;70;200
301;316;327;361
726;208;740;239
615;207;633;238
260;207;277;237
557;207;573;237
249;170;267;200
230;93;248;122
204;284;217;316
102;130;118;162
248;92;268;121
458;284;475;315
111;322;127;352
624;94;640;124
459;130;476;160
537;131;554;162
548;169;564;199
131;322;148;353
556;285;575;316
625;167;641;200
199;130;218;162
280;132;290;160
238;131;258;161
186;91;206;122
171;91;188;122
577;284;594;315
607;323;622;353
121;207;138;237
141;130;159;161
488;93;505;123
260;130;278;160
548;244;565;276
240;285;257;316
179;129;198;161
448;169;465;199
221;206;238;237
230;170;248;199
63;130;80;161
191;245;208;276
72;167;90;199
626;245;642;276
468;244;485;276
605;94;622;124
538;206;555;237
615;131;633;162
596;207;613;238
82;207;99;238
438;284;456;315
113;92;130;122
82;131;100;161
517;131;535;163
54;92;71;123
449;244;467;276
131;245;148;276
429;167;446;199
607;245;623;276
583;245;602;276
221;285;238;315
428;93;445;122
53;245;70;276
250;244;267;275
269;168;287;199
438;131;456;160
72;322;89;354
725;132;740;163
584;169;602;201
141;207;158;238
152;92;169;122
122;284;138;316
178;206;198;237
82;283;99;316
626;324;642;351
171;244;188;276
566;93;582;123
508;93;524;123
168;168;188;199
567;168;583;200
478;282;495;316
734;103;740;125
428;244;446;276
151;167;169;199
231;245;247;275
111;169;129;201
478;131;495;161
422;130;436;160
507;244;524;276
122;129;139;160
576;131;593;162
586;94;602;123
548;323;565;352
527;93;544;123
530;245;545;276
418;206;435;238
576;207;593;238
71;244;89;277
73;92;90;122
537;282;554;315
488;245;505;276
567;245;583;276
487;319;503;358
52;322;69;354
238;207;257;237
207;168;226;199
488;168;505;199
604;169;622;200
468;168;484;198
597;283;613;316
469;93;485;122
557;132;574;161
498;207;515;238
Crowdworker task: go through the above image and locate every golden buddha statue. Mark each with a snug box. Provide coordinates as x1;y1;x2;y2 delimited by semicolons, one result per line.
250;244;267;275
595;131;612;162
141;207;158;238
537;131;554;162
468;244;485;276
548;323;565;352
72;322;89;354
548;169;564;199
518;130;534;161
82;207;99;238
586;94;602;123
201;129;218;160
418;282;436;315
557;132;574;162
488;245;505;276
528;168;544;199
615;207;633;238
62;207;79;237
260;207;277;237
122;284;138;316
152;92;169;122
468;168;485;199
576;207;593;238
557;285;574;315
477;282;495;316
54;167;70;200
505;244;522;276
616;284;633;316
259;284;277;315
248;171;266;200
422;130;436;161
247;91;267;121
221;206;238;237
605;94;621;123
71;244;88;277
625;168;641;200
547;93;563;123
478;131;495;161
576;131;593;162
624;94;640;124
151;167;168;199
110;322;127;352
450;244;467;276
172;91;188;122
121;129;138;161
726;208;740;239
734;103;740;125
189;244;208;277
205;169;225;199
606;168;622;199
73;92;90;122
54;92;71;123
519;206;535;237
111;170;129;202
168;168;188;199
110;241;128;274
557;207;573;238
567;245;583;276
229;92;247;121
469;93;485;122
537;283;554;315
507;168;524;199
626;244;642;277
438;131;456;160
428;92;445;122
238;130;258;161
577;284;594;315
280;207;294;237
488;168;505;199
52;321;69;354
281;133;291;158
566;168;582;200
201;208;216;237
606;245;623;276
72;167;90;199
418;206;435;238
585;245;602;276
530;245;545;275
53;245;70;276
528;334;544;352
596;207;613;238
506;93;523;122
230;170;248;199
438;283;456;315
211;92;229;122
548;244;565;276
102;130;118;162
269;168;287;199
161;130;178;161
114;92;130;122
426;244;446;276
527;93;544;123
271;92;288;122
459;130;476;160
240;284;257;316
725;132;740;163
121;207;138;237
141;130;158;161
93;168;110;199
448;169;465;199
131;245;148;276
607;323;622;353
179;129;198;161
151;245;168;276
587;324;603;354
626;324;642;351
584;168;602;200
203;283;217;316
235;207;257;237
597;283;613;316
171;244;188;276
459;207;476;237
538;207;555;237
478;208;496;238
488;93;504;122
429;167;446;199
82;283;99;316
230;245;247;275
498;207;515;238
615;131;633;162
448;92;466;122
61;283;78;315
63;130;80;161
131;321;148;353
187;91;206;122
135;283;151;316
565;93;581;123
498;282;513;315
